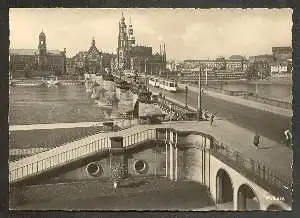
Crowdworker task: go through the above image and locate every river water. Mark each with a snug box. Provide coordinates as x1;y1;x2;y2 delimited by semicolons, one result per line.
9;86;111;125
207;82;292;102
9;82;292;125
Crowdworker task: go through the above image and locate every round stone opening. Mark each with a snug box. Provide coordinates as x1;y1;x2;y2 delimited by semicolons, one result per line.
134;160;147;174
86;162;101;176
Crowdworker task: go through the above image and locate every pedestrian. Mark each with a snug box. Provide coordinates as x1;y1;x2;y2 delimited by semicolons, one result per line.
210;113;215;126
253;133;260;149
284;129;293;148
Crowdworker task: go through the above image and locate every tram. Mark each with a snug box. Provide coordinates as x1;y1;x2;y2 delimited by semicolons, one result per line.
148;77;160;87
158;79;178;92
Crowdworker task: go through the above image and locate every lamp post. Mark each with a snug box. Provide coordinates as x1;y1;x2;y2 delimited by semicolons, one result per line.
197;69;202;121
185;85;188;112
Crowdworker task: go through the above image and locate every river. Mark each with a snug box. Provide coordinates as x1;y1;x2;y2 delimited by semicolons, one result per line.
9;85;111;125
207;81;292;102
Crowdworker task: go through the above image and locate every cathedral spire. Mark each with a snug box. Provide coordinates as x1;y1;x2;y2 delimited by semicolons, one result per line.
91;37;95;47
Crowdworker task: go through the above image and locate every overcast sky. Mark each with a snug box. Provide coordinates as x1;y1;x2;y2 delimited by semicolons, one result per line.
9;8;292;60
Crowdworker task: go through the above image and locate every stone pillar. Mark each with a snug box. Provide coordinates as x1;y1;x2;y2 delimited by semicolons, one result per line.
109;136;128;182
110;136;123;149
170;140;173;180
174;144;178;181
165;130;168;178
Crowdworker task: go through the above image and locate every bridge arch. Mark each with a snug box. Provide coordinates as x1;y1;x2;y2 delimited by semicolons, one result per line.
237;183;260;210
216;168;234;205
266;204;284;211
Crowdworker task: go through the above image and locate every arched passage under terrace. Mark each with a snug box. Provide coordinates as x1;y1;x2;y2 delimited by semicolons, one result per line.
237;184;260;210
216;168;234;207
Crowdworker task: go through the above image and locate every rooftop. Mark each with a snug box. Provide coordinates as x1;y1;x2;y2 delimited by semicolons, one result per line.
10;49;63;56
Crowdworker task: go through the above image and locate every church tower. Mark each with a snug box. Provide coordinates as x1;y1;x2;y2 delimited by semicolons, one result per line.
128;17;135;48
38;30;47;56
117;12;128;70
38;29;47;70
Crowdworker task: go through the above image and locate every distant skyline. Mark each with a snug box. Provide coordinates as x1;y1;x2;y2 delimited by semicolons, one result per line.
10;8;292;61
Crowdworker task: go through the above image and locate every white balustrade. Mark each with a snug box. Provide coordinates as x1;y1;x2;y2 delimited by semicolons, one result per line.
9;127;158;183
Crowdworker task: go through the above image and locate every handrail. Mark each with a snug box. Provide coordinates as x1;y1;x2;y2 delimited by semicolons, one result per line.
9;119;131;163
9;126;109;163
9;128;156;183
210;142;292;203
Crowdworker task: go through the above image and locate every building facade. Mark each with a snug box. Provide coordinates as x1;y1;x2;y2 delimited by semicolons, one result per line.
270;59;292;80
68;38;115;77
182;55;246;73
246;55;274;79
9;30;66;79
114;13;166;76
272;47;292;62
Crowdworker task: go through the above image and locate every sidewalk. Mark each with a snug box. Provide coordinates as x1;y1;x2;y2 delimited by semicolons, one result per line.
151;120;293;179
179;84;292;117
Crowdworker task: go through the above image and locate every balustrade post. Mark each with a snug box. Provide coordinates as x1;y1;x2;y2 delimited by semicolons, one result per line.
235;152;239;165
257;163;261;178
110;136;124;149
250;158;255;171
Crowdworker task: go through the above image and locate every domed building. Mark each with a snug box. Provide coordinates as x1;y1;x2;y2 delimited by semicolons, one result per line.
69;37;115;76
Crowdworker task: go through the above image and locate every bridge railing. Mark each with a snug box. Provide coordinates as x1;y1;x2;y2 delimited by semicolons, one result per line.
211;142;292;203
9;136;111;183
9;127;156;183
123;129;156;147
9;128;108;163
9;121;130;163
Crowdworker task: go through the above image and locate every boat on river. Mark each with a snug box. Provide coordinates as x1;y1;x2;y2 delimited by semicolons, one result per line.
47;77;61;87
95;100;113;109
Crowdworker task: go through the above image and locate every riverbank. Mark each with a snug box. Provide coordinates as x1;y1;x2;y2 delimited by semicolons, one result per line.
10;79;85;87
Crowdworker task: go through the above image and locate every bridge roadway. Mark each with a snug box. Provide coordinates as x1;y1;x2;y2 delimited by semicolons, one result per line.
149;86;290;144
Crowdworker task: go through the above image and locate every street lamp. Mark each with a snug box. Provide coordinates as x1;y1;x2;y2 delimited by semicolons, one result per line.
185;85;188;111
197;69;202;121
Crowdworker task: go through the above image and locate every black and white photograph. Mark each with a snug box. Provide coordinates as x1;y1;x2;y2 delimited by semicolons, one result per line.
9;8;293;211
